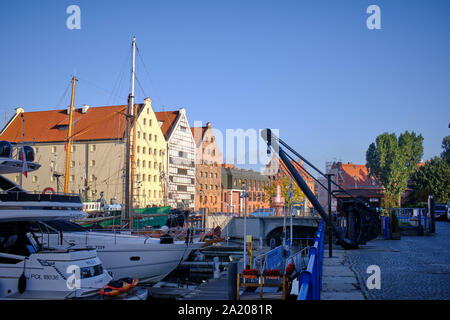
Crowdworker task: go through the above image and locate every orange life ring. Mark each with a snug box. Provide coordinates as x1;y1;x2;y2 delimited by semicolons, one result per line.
42;187;55;194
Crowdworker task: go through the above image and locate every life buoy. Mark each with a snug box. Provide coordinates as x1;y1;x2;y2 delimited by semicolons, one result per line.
42;187;55;194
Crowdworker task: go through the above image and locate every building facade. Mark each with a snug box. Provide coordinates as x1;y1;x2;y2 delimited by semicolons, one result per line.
317;161;384;212
0;98;167;208
155;108;196;209
221;164;270;215
191;122;223;213
133;98;168;207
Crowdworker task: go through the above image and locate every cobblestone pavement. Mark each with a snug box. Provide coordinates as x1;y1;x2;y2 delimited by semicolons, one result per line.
345;221;450;300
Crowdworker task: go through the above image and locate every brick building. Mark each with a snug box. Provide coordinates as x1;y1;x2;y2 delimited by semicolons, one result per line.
221;164;270;215
191;122;222;213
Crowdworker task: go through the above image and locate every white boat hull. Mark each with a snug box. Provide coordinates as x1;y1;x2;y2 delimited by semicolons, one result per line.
96;244;193;283
41;231;204;284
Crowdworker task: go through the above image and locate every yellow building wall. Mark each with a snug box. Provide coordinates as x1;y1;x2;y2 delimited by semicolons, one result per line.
133;98;168;207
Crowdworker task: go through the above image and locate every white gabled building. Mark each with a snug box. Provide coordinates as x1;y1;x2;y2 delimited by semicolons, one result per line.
155;108;196;209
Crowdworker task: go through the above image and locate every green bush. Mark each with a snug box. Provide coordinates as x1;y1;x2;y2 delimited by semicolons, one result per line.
390;210;400;233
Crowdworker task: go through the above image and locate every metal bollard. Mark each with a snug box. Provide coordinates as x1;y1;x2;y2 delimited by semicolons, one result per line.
228;261;238;300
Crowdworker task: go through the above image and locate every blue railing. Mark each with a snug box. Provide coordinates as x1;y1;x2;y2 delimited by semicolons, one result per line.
297;221;325;300
381;214;390;239
393;208;428;236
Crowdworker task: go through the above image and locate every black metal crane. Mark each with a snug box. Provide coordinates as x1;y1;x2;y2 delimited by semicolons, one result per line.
261;129;381;249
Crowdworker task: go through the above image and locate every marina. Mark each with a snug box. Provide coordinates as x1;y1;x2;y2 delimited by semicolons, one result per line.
0;2;449;307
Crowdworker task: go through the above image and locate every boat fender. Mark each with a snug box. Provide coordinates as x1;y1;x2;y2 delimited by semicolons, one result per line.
18;273;26;294
185;228;191;244
18;258;27;294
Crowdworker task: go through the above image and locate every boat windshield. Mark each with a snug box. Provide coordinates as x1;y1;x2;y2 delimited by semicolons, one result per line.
0;222;41;258
40;220;88;232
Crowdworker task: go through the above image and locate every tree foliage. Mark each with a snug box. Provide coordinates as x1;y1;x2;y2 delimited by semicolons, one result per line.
441;135;450;165
409;157;450;204
408;135;450;205
366;131;423;207
264;176;305;208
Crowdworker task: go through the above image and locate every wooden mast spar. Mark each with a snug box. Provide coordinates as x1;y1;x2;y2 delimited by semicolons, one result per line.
64;76;77;194
124;36;136;228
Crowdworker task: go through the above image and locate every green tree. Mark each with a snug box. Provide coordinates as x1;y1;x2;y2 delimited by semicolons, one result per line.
441;135;450;165
409;157;450;204
366;131;423;207
264;176;305;208
408;136;450;205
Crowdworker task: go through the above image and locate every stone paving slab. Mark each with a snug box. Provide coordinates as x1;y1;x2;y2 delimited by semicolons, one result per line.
322;266;355;277
321;291;364;300
321;245;365;300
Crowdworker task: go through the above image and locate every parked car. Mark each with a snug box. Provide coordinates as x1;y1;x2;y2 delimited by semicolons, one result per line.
434;203;449;221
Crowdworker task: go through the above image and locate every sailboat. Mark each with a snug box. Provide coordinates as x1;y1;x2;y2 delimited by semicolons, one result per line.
39;37;204;284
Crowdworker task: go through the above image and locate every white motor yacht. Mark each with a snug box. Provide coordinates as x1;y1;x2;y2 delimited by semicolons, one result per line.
35;220;205;284
0;142;148;300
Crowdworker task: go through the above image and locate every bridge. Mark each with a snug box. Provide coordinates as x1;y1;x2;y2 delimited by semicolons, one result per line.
206;215;322;246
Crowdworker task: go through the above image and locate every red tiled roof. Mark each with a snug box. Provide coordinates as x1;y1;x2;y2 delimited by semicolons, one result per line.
0;105;129;143
333;162;380;188
154;111;179;140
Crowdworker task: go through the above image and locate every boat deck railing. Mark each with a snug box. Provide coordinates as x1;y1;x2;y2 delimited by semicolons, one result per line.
0;191;82;203
80;226;211;243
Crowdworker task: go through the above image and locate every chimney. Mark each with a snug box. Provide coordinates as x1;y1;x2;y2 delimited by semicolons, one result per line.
144;97;152;105
206;122;212;129
82;104;90;114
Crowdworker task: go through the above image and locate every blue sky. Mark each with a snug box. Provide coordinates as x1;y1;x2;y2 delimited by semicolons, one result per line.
0;0;449;173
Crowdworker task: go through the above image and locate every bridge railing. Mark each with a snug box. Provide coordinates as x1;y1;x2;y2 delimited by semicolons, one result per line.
297;221;325;300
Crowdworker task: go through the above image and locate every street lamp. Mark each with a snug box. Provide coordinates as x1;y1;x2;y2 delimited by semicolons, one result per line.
240;182;249;269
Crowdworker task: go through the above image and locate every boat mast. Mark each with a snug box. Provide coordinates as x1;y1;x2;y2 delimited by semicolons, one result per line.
64;76;76;194
124;37;136;228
